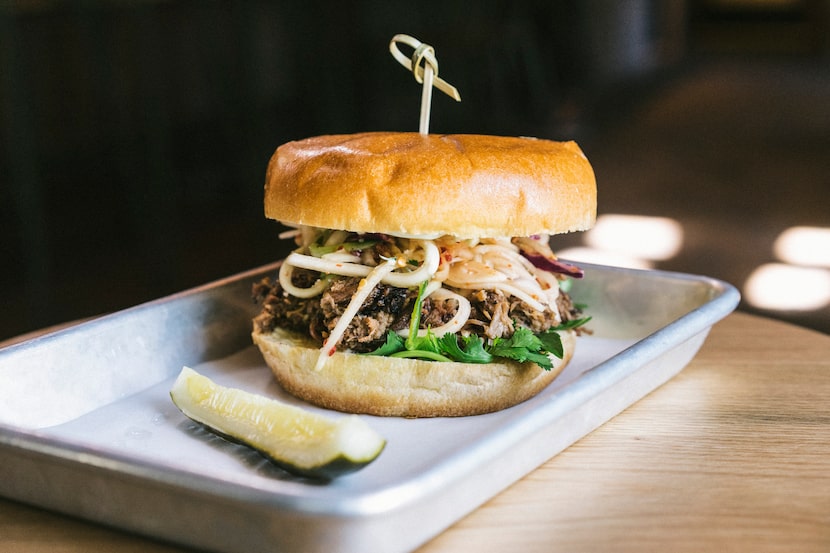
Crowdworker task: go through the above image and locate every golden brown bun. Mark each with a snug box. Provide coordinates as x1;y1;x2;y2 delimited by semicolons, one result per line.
252;326;575;417
265;132;596;239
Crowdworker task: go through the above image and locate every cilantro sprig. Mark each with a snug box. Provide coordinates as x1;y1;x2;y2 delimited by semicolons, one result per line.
365;280;590;370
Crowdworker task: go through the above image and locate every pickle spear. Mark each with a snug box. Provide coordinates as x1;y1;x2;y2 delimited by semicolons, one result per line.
170;367;385;479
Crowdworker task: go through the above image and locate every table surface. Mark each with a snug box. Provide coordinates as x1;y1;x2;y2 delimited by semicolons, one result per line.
2;311;829;553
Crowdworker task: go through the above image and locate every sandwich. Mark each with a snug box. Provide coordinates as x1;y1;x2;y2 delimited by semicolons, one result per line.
251;132;596;417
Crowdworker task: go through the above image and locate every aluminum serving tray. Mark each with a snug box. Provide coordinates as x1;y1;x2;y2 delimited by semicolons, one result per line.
0;263;739;553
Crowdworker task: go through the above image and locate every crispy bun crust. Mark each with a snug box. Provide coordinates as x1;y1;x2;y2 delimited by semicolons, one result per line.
265;132;596;239
252;326;575;417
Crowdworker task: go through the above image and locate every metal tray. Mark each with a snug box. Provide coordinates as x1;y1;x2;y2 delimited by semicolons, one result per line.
0;263;739;553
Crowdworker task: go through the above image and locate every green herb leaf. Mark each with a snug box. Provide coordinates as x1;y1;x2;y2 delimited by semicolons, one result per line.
496;327;541;350
535;330;564;359
489;344;553;369
488;328;553;369
551;316;592;331
406;280;430;350
390;349;453;362
438;334;494;364
366;332;406;356
408;330;443;355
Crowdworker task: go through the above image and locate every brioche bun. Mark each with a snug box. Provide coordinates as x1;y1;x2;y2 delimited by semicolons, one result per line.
252;326;575;417
255;131;594;417
265;132;596;239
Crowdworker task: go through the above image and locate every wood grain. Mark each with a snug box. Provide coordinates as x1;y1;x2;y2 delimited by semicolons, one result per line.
1;312;828;553
418;313;830;553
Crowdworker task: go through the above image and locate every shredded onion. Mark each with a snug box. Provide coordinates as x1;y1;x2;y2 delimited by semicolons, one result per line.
441;240;554;312
287;251;370;278
315;257;398;370
321;251;362;264
397;286;472;338
324;230;349;246
284;240;440;288
446;260;508;285
278;262;328;298
481;281;547;313
278;228;300;240
382;240;440;287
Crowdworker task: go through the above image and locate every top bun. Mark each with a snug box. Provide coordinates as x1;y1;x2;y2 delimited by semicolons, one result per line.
264;132;596;239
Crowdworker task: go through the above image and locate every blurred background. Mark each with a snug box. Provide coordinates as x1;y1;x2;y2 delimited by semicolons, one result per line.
1;0;828;341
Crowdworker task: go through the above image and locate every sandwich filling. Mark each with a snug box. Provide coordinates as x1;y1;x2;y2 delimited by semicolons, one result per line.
253;226;589;370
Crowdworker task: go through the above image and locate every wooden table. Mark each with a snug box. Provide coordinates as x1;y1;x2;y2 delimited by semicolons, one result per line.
2;311;829;552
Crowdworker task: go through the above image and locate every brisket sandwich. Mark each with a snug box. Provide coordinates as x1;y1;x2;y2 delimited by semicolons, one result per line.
252;132;596;417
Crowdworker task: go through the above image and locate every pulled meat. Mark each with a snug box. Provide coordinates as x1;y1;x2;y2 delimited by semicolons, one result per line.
252;271;322;337
253;272;585;353
465;290;513;340
464;289;567;340
255;274;431;353
318;277;412;352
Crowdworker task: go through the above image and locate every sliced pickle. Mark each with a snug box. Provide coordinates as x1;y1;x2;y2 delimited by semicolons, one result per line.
170;367;385;479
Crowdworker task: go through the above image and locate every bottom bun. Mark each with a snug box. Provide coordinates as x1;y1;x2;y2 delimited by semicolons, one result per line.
252;327;575;417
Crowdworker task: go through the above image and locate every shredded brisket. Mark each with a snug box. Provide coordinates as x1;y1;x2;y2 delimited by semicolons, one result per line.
252;270;322;337
463;289;573;340
319;277;413;352
253;271;585;353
